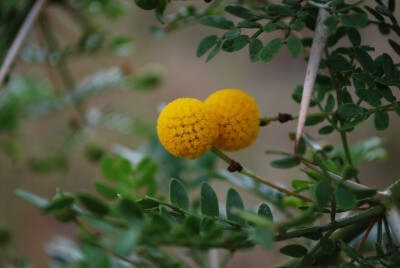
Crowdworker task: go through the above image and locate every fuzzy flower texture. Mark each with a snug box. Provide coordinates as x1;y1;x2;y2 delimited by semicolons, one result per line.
157;89;260;159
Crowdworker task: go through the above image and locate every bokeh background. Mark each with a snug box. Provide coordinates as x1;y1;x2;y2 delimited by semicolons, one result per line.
1;0;399;267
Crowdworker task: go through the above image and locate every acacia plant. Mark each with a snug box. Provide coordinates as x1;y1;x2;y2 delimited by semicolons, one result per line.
2;0;400;267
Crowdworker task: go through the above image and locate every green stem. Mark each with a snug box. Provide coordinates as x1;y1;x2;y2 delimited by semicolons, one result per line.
74;218;96;237
377;216;383;246
294;230;334;268
383;216;394;248
274;205;384;241
340;131;359;183
39;15;75;90
211;147;314;203
259;111;335;125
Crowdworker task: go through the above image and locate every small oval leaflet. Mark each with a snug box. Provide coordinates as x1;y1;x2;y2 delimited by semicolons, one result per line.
94;181;118;200
336;103;364;119
374;110;389;131
169;178;190;212
222;35;249;53
200;182;219;217
335;184;357;211
340;13;368;28
249;38;263;62
196;35;219;58
280;244;308;258
199;16;234;30
259;38;283;62
78;192;110;216
354;47;377;74
314;180;331;208
224;4;261;19
226;188;245;226
270;156;300;169
257;203;273;222
287;36;303;58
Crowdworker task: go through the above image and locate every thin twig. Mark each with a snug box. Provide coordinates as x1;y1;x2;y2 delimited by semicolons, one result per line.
0;0;48;89
211;147;314;203
295;8;329;150
299;159;371;191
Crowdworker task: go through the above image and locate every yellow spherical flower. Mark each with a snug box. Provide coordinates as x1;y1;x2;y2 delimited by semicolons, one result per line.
157;98;219;159
204;89;260;151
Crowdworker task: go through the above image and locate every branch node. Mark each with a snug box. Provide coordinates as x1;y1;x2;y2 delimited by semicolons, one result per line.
228;161;243;172
278;113;292;123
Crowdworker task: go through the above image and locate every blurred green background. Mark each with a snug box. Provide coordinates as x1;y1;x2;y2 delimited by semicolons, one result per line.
0;0;399;267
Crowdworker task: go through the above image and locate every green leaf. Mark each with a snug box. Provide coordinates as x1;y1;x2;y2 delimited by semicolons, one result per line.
226;188;245;226
249;38;263;62
364;90;381;107
44;194;75;212
347;28;361;46
388;39;400;56
314;180;331;208
199;16;234;30
382;53;396;80
292;179;309;192
374;110;389;131
196;35;219;57
394;103;400;117
100;156;117;180
337;115;367;131
338;239;363;261
114;228;141;256
259;38;283;62
319;125;334;135
0;227;11;246
117;197;143;221
377;85;395;102
375;5;393;17
280;244;308;258
321;238;335;255
343;166;359;180
290;20;306;31
200;183;219;217
223;28;241;39
270;156;300;169
224;4;260;19
335;184;357;210
305;115;325;126
77;192;110;216
257;203;273;222
325;58;353;73
15;189;49;209
94;181;118;200
253;227;274;249
83;244;111;268
237;21;262;28
336;103;363;119
354;47;376;74
222;35;249;52
287;36;303;58
263;22;286;33
325;94;335;112
340;13;368;28
352;188;377;199
155;0;168;24
206;40;222;62
169;178;189;212
323;16;337;34
364;5;384;22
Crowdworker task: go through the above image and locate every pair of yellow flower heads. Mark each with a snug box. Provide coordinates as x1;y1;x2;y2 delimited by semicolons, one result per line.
157;89;260;159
